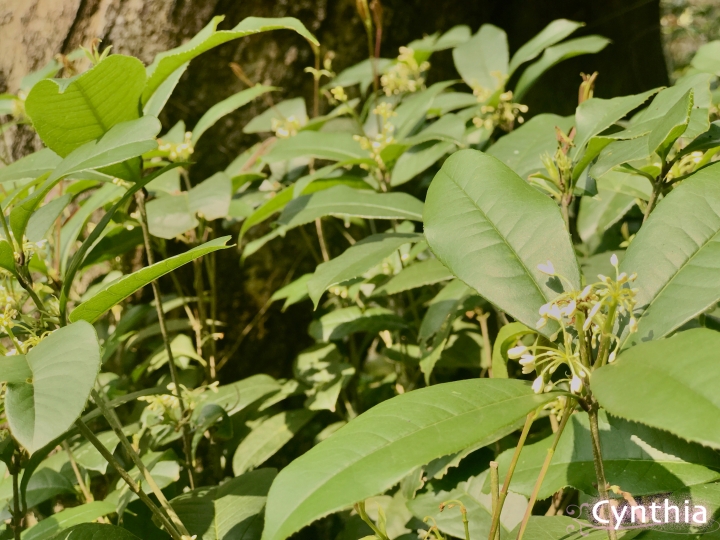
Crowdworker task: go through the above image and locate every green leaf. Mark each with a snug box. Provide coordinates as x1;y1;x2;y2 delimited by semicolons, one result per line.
188;172;232;220
308;307;407;342
142;16;317;104
648;89;693;160
73;431;121;474
418;279;472;343
146;193;198;239
26;194;72;243
329;59;392;92
677;121;720;158
171;468;276;540
596;169;653;200
573;88;660;154
307;233;422;307
5;322;100;453
232;411;315;476
593;328;720;450
424;149;580;335
508;19;583;75
80;227;143;270
0;149;61;183
691;40;720;75
589;135;652;179
278;187;423;231
0;355;32;384
496;410;720;500
49;524;141;540
11;468;74;513
512;516;637;540
453;24;508;92
25;56;146;157
491;322;536;379
576;188;636;243
487;114;574;179
22;501;116;540
263;132;371;164
373;258;453;296
192;85;275;143
408;469;526;539
389;81;455;139
514;36;610;101
271;274;312;311
142;62;188;118
0;241;14;274
261;379;560;540
69;236;231;323
294;343;354;412
391;141;455;187
620;162;720;345
197;374;281;418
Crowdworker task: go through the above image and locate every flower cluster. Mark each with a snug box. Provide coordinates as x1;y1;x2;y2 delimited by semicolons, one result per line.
139;381;219;425
158;131;194;161
353;102;397;169
381;46;429;96
472;90;527;132
330;86;348;103
271;116;302;139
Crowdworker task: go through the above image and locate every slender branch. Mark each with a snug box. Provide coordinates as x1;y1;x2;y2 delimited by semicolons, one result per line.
312;46;320;118
588;403;617;540
475;308;492;372
11;450;22;540
642;179;662;223
490;461;500;540
488;410;538;540
516;399;574;540
90;389;190;537
135;190;195;489
314;218;330;262
63;441;93;502
354;501;389;540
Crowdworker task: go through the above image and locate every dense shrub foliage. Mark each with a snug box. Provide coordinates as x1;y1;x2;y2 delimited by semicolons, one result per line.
0;7;719;540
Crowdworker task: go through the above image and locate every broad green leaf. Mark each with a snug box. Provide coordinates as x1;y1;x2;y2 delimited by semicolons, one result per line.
491;322;535;379
188;172;232;220
596;169;652;200
487;114;574;179
593;328;720;450
408;25;471;55
49;524;141;539
648;89;693;159
388;81;455;139
307;233;422;307
453;24;508;92
678;121;720;158
424;150;581;334
80;227;143;270
408;469;526;539
70;236;231;323
263;132;371;164
573;88;660;154
373;258;452;296
294;344;354;412
391;141;455;186
0;355;32;384
512;516;638;540
21;501;115;540
619;162;720;344
9;172;53;245
26;194;71;243
146;193;198;239
308;307;407;342
0;241;14;274
4;322;100;453
142;16;318;104
429;92;479;115
418;279;472;343
691;40;720;75
0;468;74;511
142;62;188;118
576;188;636;243
26;56;146;157
589;135;652;179
196;374;281;418
278;187;423;231
495;410;720;500
243;98;307;134
0;149;60;183
73;431;121;474
171;468;276;540
47;116;161;182
271;274;312;311
261;379;560;540
329;58;392;92
232;410;315;475
508;19;583;75
514;36;610;101
192;85;275;143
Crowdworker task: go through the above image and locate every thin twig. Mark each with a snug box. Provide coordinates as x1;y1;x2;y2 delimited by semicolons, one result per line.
62;441;93;503
315;218;330;261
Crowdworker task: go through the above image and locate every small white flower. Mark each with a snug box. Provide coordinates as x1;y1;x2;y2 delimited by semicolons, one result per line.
570;375;583;393
519;354;535;366
617;272;628;283
507;345;528;359
628;317;638;333
537;260;556;275
579;285;593;300
532;376;544;394
629;273;638;282
539;303;551;316
610;253;619;267
561;300;577;317
548;304;563;321
608;350;617;363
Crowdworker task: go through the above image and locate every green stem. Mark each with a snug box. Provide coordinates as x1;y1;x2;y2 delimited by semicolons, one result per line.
594;300;617;369
355;501;389;540
490;461;500;540
574;313;590;369
516;399;574;540
135;190;195;489
588;404;617;540
488;410;537;540
91;389;190;537
75;419;184;540
11;451;22;540
643;179;662;223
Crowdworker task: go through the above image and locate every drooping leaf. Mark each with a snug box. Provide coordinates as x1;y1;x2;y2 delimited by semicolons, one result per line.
263;132;372;164
307;233;422;307
26;194;72;243
22;501;116;540
647;89;693;159
589;135;652;179
308;307;407;342
593;329;720;450
70;236;231;323
261;379;559;540
3;322;100;453
188;172;232;220
278;187;423;231
495;410;720;500
25;55;146;157
171;468;276;540
270;274;312;311
146;193;198;239
424;149;580;335
373;258;453;296
142;16;318;104
0;148;61;183
619;162;720;345
142;62;188;118
486;114;574;179
232;411;315;476
508;19;583;75
192;85;275;143
576;188;636;243
453;24;508;92
514;36;610;101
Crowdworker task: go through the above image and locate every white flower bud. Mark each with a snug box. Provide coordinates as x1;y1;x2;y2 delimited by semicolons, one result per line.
610;253;619;267
537;260;556;275
629;317;638;333
562;300;577;317
532;376;544;394
570;375;583;393
580;285;592;300
548;304;563;321
608;350;617;363
519;354;535;366
507;345;528;359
